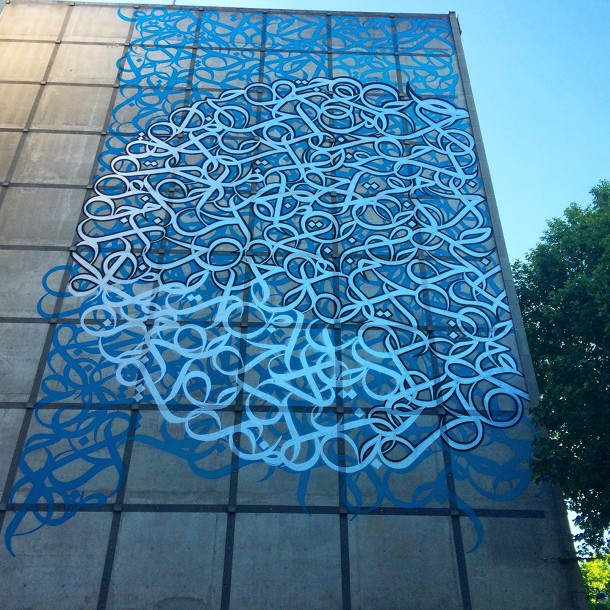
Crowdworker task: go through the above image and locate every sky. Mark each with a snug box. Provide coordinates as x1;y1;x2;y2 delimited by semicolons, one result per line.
6;0;608;261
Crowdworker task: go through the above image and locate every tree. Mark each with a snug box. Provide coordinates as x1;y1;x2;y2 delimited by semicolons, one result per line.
512;180;610;553
580;556;610;609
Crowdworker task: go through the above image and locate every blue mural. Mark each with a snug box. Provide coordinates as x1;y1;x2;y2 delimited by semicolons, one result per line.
5;8;533;554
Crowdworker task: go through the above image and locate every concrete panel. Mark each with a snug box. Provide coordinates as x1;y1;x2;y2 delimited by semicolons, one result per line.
0;511;111;609
131;9;199;47
349;515;462;609
10;408;127;503
230;513;342;610
395;17;454;53
463;516;578;610
0;132;20;182
0;187;85;246
0;323;48;402
32;85;113;131
35;324;139;404
452;420;550;511
12;132;100;184
48;43;123;85
0;249;68;317
63;6;132;44
262;51;330;83
93;132;129;178
342;439;449;509
0;41;54;81
193;49;261;89
0;409;24;498
120;45;194;89
330;15;393;53
332;53;398;86
124;411;232;505
266;13;327;51
56;275;155;319
109;87;188;134
0;2;67;41
237;456;339;506
198;10;264;49
399;53;466;104
232;405;338;509
108;512;226;609
0;83;39;128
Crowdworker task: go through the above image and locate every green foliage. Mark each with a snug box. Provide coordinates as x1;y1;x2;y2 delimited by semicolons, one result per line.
580;556;610;608
512;180;610;553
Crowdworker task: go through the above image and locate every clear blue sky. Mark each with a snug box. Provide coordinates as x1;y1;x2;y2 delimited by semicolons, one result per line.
24;0;610;261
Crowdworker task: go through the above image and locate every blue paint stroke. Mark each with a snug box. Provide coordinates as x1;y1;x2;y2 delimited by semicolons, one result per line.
6;8;532;556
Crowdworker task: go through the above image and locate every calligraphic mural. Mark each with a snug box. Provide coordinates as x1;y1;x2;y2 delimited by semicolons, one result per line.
5;7;532;554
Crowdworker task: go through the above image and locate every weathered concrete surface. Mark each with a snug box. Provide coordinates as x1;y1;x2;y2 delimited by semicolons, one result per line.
48;43;124;85
463;515;582;609
0;83;39;129
231;513;342;610
33;85;113;131
0;132;20;182
0;248;68;317
0;187;86;246
0;409;24;498
349;515;462;609
124;411;232;505
0;512;112;609
108;512;226;610
0;323;48;402
12;132;100;184
0;1;67;40
63;5;132;44
0;41;54;81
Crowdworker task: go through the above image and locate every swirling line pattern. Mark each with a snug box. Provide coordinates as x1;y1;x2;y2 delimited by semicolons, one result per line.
130;8;199;48
67;76;527;473
400;54;460;99
5;408;135;555
120;45;193;89
266;13;327;52
97;9;459;184
264;52;329;83
193;49;262;89
199;11;265;49
330;15;394;53
395;17;454;54
6;9;531;552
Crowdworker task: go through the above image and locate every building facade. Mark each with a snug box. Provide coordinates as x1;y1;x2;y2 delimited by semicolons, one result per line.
0;1;586;608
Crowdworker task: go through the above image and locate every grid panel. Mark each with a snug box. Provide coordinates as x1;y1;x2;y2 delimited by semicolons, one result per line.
0;3;584;610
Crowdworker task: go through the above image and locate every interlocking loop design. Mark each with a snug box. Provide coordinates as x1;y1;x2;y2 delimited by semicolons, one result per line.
69;77;526;474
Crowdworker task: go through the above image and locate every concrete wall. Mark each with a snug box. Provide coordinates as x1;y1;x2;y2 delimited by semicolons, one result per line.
0;2;586;608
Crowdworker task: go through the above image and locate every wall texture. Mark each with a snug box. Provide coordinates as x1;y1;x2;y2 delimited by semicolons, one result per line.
0;1;586;608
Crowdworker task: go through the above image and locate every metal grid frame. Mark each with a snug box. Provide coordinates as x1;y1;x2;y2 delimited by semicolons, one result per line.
0;3;585;609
